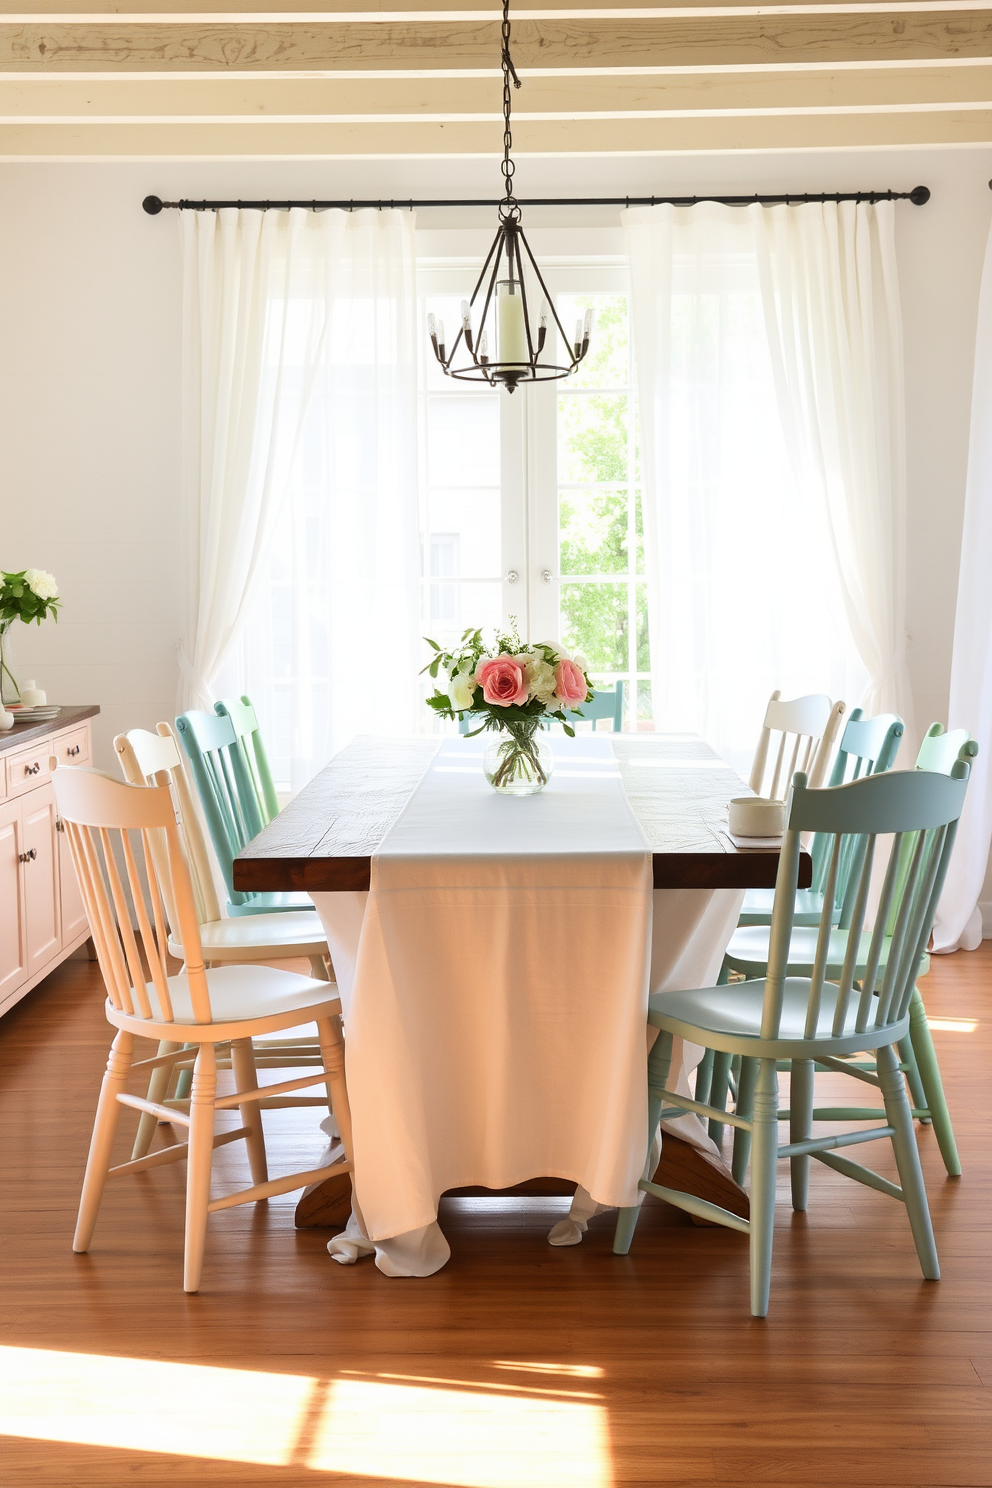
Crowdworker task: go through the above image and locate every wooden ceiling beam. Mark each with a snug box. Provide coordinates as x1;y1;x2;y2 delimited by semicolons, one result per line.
1;14;990;72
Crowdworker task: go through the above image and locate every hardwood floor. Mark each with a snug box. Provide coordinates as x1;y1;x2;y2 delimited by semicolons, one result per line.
1;948;990;1487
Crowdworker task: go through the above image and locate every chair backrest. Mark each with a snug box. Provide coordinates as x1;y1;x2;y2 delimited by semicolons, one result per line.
114;724;222;929
457;682;625;736
809;708;904;918
52;765;213;1025
916;722;979;775
174;710;266;908
764;764;971;1042
215;695;280;823
749;691;846;799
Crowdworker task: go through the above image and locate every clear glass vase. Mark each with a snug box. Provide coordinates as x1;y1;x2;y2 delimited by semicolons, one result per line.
483;720;554;796
0;620;20;707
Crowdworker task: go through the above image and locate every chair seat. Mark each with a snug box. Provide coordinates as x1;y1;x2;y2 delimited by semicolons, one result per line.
107;963;341;1043
169;910;328;963
737;887;835;927
228;890;317;916
648;977;908;1059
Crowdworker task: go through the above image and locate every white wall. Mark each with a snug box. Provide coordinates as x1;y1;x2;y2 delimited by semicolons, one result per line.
2;148;989;796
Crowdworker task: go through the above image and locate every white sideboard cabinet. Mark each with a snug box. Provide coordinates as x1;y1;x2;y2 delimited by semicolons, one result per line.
0;706;99;1018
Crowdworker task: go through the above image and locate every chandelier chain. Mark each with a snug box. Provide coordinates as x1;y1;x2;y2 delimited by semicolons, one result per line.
500;0;521;211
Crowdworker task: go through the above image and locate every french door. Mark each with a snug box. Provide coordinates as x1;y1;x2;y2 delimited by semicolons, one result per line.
419;266;649;729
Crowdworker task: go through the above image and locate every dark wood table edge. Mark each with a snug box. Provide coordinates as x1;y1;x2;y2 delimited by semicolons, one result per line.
234;850;812;893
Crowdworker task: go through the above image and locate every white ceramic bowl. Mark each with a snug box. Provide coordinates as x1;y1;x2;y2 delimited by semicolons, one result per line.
729;796;786;838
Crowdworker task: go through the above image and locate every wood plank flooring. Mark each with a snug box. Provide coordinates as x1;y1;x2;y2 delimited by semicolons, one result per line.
1;948;990;1488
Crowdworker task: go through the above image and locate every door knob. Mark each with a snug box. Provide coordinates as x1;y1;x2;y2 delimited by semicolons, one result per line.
542;569;556;584
505;570;519;584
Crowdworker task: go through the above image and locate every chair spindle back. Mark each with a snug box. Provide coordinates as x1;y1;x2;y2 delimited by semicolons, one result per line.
215;695;280;823
749;691;845;800
174;710;266;907
53;766;213;1025
764;764;971;1043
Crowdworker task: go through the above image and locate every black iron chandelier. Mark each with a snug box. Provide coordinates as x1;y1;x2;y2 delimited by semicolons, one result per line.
427;0;593;392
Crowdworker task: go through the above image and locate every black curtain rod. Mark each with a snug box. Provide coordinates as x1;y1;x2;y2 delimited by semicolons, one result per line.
143;186;930;215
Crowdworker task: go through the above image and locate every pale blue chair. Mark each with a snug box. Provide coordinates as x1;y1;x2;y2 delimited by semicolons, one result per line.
175;709;317;918
215;695;280;825
457;682;625;735
720;724;978;1179
614;761;971;1316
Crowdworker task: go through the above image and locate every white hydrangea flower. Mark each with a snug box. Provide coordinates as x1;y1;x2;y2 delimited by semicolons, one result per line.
24;568;58;601
448;669;476;712
515;653;557;705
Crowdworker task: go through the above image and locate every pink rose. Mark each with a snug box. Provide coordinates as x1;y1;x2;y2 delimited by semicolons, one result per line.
476;656;528;707
554;657;589;708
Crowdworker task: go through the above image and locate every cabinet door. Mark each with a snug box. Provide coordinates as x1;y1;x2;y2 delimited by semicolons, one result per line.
22;783;61;976
58;817;89;945
0;797;28;1003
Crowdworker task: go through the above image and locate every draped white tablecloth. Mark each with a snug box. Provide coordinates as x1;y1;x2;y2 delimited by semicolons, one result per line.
312;734;743;1276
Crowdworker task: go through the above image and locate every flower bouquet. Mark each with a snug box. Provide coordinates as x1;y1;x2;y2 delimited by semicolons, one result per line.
424;623;593;795
0;568;60;706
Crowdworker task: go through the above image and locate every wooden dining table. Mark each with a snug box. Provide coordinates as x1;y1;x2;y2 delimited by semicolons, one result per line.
233;732;812;1230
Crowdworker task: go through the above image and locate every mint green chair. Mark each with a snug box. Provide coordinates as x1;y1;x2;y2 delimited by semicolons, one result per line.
723;725;978;1179
457;682;624;735
614;762;971;1316
175;709;317;918
737;709;904;928
215;696;280;824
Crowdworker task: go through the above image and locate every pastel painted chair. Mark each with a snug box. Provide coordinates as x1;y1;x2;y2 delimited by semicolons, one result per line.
723;725;978;1180
748;691;847;799
214;695;280;825
175;709;316;917
613;761;971;1316
52;762;353;1294
116;724;333;1152
457;682;625;736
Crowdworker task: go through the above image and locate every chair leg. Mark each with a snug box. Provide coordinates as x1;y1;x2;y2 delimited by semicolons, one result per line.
876;1042;939;1280
183;1044;217;1295
694;1049;715;1107
707;1052;733;1148
789;1058;815;1212
614;1032;673;1255
309;954;331;982
898;1034;928;1119
749;1057;779;1318
316;1013;354;1166
73;1030;134;1253
731;1056;758;1185
230;1038;268;1185
132;1039;183;1161
175;1049;194;1103
908;988;961;1177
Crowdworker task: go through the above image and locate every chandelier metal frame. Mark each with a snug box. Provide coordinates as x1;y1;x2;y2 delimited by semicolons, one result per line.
426;0;591;392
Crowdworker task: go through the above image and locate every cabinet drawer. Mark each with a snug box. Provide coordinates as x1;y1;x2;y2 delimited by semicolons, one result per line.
52;726;90;768
6;743;52;797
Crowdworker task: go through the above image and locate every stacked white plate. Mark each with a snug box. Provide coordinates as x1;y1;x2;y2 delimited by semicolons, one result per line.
10;705;61;722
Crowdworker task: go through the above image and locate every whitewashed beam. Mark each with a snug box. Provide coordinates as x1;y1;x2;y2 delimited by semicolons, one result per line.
1;15;990;72
0;107;988;149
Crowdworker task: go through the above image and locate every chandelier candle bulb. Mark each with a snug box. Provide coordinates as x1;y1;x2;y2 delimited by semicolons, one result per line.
497;282;528;365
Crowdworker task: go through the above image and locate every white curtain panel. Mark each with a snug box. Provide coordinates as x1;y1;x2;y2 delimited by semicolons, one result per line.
932;218;992;953
623;202;869;778
181;207;422;785
752;200;914;735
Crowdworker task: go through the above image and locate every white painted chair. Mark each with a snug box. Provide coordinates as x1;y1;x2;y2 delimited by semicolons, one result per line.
749;691;846;799
115;724;333;1160
53;762;353;1294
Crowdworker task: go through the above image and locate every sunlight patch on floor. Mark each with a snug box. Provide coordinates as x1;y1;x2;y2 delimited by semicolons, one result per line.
0;1345;612;1488
927;1017;978;1032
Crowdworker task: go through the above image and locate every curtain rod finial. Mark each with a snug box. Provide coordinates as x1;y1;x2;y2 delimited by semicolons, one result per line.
910;185;931;206
142;195;164;215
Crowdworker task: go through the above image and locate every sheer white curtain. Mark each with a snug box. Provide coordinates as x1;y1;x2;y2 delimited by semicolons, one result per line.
932;218;992;953
753;200;914;734
624;203;868;778
184;208;422;791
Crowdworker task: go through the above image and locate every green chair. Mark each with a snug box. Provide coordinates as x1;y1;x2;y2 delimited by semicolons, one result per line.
614;761;971;1316
457;682;625;735
737;708;904;928
175;709;317;918
722;725;978;1179
215;695;280;825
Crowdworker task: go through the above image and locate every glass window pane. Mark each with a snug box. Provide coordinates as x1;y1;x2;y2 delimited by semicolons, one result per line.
557;394;629;484
560;582;628;673
426;485;501;580
636;582;651;673
427;395;499;488
557;293;629;390
560;488;630;576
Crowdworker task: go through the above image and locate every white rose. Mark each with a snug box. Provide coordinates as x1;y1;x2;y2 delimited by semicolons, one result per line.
526;658;558;705
24;568;58;601
448;669;477;711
